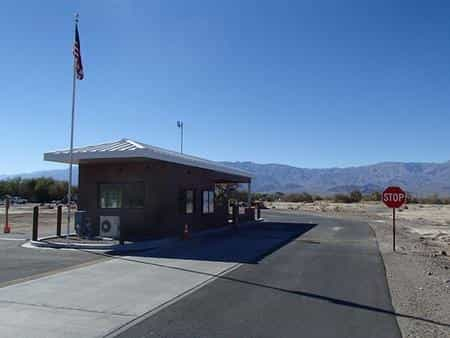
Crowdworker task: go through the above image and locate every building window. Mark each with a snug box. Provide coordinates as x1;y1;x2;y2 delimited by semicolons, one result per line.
202;190;214;214
99;183;144;209
186;190;194;214
99;184;122;208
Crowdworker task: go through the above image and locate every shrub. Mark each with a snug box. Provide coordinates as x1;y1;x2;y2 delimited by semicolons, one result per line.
0;177;76;203
333;190;363;203
282;192;315;203
349;190;362;203
334;194;352;203
405;194;450;205
363;191;381;202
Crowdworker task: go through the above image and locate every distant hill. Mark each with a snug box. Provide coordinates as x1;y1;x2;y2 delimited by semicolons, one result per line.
0;168;79;185
2;161;450;196
221;161;450;197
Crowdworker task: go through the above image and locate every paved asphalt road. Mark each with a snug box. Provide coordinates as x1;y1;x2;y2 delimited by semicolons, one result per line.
117;210;401;338
0;238;105;286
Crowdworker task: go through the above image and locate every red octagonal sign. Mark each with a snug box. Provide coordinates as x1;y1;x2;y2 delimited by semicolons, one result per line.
382;186;406;208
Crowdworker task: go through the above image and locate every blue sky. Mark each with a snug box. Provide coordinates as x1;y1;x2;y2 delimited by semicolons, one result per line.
1;0;450;174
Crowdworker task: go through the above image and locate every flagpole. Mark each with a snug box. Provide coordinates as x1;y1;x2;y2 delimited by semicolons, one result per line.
67;13;79;238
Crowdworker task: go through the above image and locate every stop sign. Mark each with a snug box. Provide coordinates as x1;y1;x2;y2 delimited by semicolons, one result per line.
382;186;406;208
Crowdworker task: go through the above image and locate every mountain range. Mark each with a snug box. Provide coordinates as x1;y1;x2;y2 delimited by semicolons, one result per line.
222;161;450;196
2;160;450;197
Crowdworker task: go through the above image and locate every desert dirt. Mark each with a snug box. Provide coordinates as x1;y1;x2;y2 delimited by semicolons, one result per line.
0;203;74;238
266;201;450;338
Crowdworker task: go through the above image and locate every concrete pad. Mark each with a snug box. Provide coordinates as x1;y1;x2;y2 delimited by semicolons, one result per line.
0;302;131;338
0;255;238;337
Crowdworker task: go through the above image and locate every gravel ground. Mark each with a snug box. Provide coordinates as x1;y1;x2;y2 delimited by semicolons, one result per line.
266;202;450;338
371;219;450;338
0;203;73;238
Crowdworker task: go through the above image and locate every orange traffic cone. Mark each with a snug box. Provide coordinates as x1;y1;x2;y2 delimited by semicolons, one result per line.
183;224;190;240
3;223;11;234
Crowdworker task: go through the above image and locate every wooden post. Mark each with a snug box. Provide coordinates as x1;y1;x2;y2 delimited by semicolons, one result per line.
32;206;39;241
3;198;10;233
56;205;62;237
5;200;8;229
393;208;396;252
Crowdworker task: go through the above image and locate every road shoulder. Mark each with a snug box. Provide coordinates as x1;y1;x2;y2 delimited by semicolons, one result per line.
370;220;450;338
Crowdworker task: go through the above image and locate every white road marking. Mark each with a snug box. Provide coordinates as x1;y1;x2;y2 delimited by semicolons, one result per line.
0;237;27;241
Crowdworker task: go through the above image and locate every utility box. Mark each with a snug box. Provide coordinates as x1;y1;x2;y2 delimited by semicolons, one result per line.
75;211;95;238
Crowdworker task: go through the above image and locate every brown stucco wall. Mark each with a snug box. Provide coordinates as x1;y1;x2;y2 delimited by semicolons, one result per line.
78;158;250;239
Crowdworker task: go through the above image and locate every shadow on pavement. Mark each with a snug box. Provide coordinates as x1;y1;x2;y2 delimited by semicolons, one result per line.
114;222;317;264
77;221;449;332
100;251;450;333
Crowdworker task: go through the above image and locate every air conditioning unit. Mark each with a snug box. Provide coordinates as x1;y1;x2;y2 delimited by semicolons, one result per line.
99;216;120;239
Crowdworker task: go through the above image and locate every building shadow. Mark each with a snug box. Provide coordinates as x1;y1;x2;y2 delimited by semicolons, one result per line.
87;237;450;333
112;221;317;264
80;220;450;331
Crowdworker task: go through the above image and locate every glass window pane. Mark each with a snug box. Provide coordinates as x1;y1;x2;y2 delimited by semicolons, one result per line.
203;190;209;214
123;182;144;208
186;190;193;214
99;184;122;208
99;183;144;209
209;191;214;213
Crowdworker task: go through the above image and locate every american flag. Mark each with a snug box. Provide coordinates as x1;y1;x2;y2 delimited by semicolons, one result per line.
73;24;84;80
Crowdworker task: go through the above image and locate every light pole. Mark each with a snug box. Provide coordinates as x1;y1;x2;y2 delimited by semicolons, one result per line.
177;120;184;153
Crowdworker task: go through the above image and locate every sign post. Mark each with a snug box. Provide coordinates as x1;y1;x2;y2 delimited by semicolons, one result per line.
393;207;395;251
382;186;406;252
3;198;10;233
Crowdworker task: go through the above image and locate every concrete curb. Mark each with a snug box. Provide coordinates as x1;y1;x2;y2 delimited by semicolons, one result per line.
24;218;265;253
26;236;177;253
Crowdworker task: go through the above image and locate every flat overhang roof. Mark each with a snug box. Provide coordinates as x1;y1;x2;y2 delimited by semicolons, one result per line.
44;139;253;180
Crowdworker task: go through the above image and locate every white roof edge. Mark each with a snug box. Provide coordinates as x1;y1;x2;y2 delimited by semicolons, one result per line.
122;139;146;149
44;139;253;179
